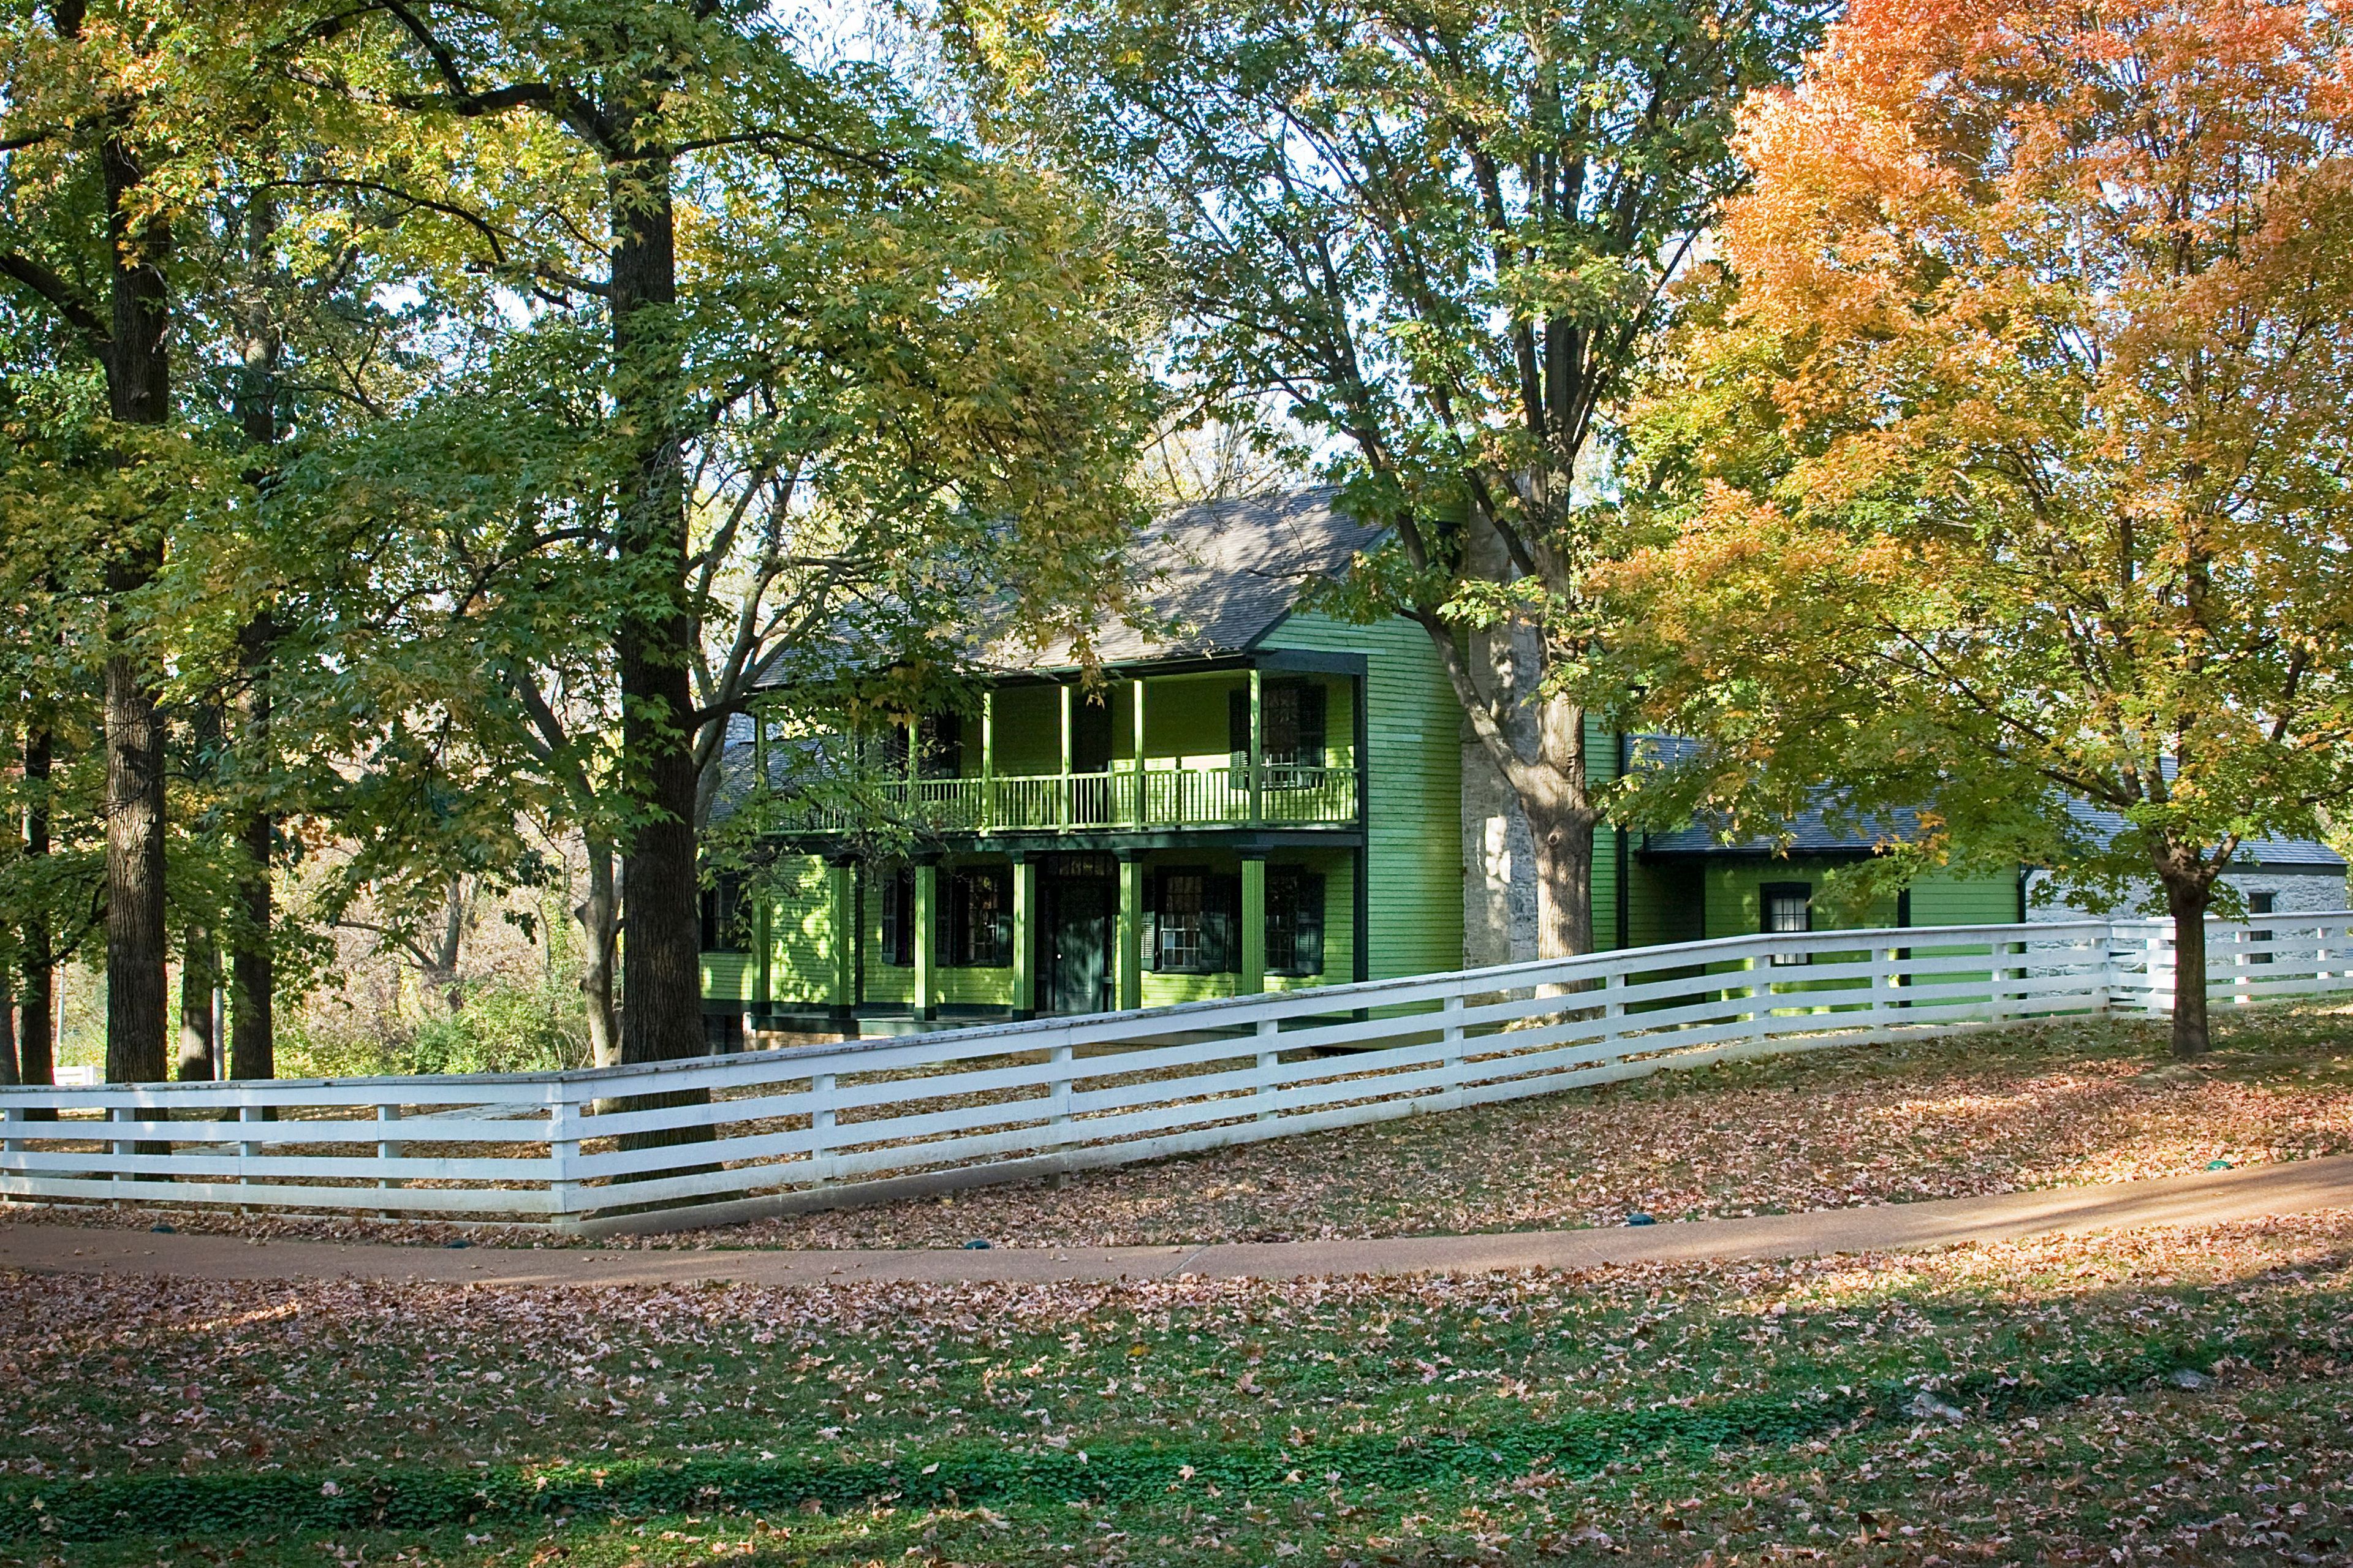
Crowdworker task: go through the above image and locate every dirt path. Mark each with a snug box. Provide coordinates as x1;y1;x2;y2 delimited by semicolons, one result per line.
4;1154;2347;1287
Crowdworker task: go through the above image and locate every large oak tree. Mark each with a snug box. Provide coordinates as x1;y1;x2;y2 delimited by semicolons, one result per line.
947;0;1823;956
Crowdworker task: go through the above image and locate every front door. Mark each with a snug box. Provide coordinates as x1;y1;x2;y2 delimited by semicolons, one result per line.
1043;876;1113;1014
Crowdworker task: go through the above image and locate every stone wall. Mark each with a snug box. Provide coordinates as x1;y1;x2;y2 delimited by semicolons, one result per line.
1460;732;1537;966
2025;866;2349;921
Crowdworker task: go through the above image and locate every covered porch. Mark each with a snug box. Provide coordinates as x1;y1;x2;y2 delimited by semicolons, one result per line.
723;841;1362;1036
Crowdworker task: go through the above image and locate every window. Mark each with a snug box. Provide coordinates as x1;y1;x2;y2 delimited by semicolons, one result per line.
1229;680;1329;784
700;874;754;953
942;866;1013;968
1266;866;1325;975
1070;697;1115;774
1153;868;1237;973
880;714;964;779
878;868;916;967
2249;890;2276;964
1762;882;1811;966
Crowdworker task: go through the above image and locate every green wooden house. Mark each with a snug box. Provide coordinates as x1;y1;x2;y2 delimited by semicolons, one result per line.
699;491;2345;1036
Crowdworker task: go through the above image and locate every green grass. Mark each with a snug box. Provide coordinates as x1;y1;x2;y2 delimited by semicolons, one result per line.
7;1210;2353;1564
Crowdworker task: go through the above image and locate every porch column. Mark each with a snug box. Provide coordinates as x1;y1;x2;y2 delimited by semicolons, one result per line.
1116;852;1144;1012
826;858;855;1023
1247;667;1264;826
1059;683;1075;827
980;689;996;831
754;890;773;1022
1010;853;1036;1017
1130;678;1147;825
1240;852;1268;994
912;862;938;1022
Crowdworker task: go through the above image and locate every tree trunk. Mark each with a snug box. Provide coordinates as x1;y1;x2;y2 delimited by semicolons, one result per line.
229;188;281;1081
176;930;216;1080
97;133;172;1086
421;876;470;1013
1526;792;1597;961
577;839;620;1067
1440;509;1601;965
1;980;16;1087
229;613;275;1082
2161;866;2215;1059
17;722;55;1094
608;153;707;1070
102;566;169;1085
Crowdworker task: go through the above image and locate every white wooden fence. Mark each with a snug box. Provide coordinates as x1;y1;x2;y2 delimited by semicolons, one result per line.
4;914;2349;1236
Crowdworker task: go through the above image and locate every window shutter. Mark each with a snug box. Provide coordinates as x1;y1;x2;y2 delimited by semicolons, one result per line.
1208;874;1241;972
1143;869;1162;972
991;867;1013;968
1296;871;1325;974
938;869;958;967
700;886;719;952
1228;689;1249;757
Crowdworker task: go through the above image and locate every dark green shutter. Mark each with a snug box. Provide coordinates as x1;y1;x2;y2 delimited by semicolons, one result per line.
1208;874;1241;972
1295;871;1325;974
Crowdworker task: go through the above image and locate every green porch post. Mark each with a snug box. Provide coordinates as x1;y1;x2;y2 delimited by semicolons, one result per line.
754;894;772;1025
1240;852;1267;994
1011;854;1036;1016
826;859;855;1022
980;688;996;831
1129;678;1146;825
1058;683;1075;827
912;862;938;1022
1247;667;1264;826
1116;852;1143;1012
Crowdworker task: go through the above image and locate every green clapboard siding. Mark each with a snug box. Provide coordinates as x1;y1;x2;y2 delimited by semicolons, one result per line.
765;855;838;1004
1700;858;1901;940
1585;714;1622;950
699;953;754;1004
1908;867;2024;926
1258;611;1462;979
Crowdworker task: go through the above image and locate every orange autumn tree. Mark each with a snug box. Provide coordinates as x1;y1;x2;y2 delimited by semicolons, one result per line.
1614;0;2353;1055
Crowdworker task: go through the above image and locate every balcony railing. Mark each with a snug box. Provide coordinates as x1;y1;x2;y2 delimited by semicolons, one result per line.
786;764;1358;835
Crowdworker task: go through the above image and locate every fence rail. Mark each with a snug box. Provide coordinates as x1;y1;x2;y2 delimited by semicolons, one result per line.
6;914;2349;1235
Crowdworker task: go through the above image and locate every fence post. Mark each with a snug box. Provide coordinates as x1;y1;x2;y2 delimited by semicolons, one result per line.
237;1103;262;1211
1441;993;1466;1097
1254;1017;1280;1121
546;1090;582;1229
1;1102;20;1156
110;1104;131;1195
808;1071;836;1186
376;1102;403;1220
1602;970;1627;1058
1987;937;2012;1026
1048;1043;1075;1184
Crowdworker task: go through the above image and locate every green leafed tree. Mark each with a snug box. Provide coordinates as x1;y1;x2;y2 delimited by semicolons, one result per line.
300;0;1145;1067
944;0;1824;956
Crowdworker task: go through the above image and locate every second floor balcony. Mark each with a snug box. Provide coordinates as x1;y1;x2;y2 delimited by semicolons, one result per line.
743;661;1368;843
790;761;1359;836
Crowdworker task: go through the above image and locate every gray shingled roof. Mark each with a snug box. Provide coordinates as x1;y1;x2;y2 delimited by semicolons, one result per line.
1635;736;2346;869
996;487;1384;670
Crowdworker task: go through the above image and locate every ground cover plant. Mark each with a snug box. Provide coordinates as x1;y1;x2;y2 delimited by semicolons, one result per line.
4;1210;2352;1564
